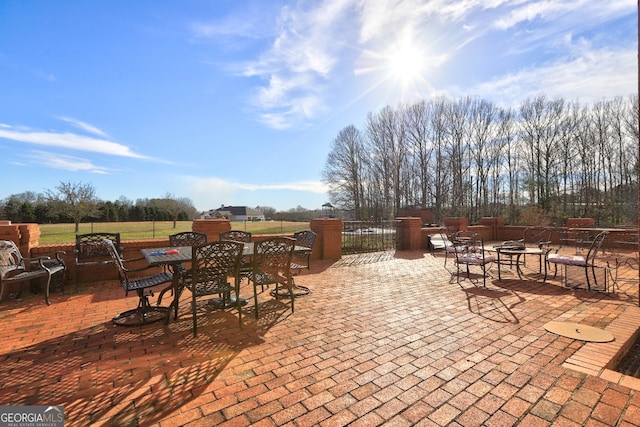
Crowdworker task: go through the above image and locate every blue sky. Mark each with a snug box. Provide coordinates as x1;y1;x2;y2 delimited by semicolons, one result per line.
0;0;637;213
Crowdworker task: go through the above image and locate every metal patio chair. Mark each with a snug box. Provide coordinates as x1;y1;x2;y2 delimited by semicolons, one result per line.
178;240;244;336
103;239;173;326
74;232;121;291
248;237;295;318
0;240;66;306
157;231;209;306
547;231;609;290
452;231;496;287
291;230;316;271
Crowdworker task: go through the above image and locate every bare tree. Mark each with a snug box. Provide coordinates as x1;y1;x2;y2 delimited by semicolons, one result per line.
519;95;565;210
403;100;434;208
468;98;498;222
255;205;277;219
430;97;450;222
366;106;408;219
45;181;100;233
153;193;197;227
443;97;472;217
322;125;368;219
322;93;637;226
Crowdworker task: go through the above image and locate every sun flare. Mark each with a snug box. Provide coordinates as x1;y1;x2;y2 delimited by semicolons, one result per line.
353;31;438;101
388;44;424;85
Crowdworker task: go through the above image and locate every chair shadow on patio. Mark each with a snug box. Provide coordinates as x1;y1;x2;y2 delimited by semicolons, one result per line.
442;257;497;287
491;274;638;305
460;286;522;324
0;281;297;426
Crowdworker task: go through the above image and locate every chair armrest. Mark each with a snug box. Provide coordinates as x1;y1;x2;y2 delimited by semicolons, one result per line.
25;256;53;270
122;255;146;263
122;263;161;273
39;251;66;262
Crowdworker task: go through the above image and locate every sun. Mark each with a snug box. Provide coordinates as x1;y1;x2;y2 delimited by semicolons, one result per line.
387;42;425;87
353;31;437;100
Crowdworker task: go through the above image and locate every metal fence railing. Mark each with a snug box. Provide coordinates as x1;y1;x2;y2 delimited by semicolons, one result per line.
341;220;400;254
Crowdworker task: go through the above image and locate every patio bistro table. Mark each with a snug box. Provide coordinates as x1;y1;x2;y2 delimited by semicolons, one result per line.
141;246;192;322
489;245;549;281
141;242;311;320
141;241;313;321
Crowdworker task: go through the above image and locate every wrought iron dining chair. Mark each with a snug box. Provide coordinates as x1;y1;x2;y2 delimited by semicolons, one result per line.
291;230;316;271
178;240;244;336
157;231;210;306
102;239;173;326
522;228;553;249
219;230;252;243
249;237;296;318
74;232;122;291
547;231;608;290
220;229;253;281
170;231;208;247
452;231;496;287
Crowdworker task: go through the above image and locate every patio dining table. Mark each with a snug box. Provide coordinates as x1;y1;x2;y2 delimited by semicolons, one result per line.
141;242;312;321
141;245;249;321
141;246;192;322
488;245;549;281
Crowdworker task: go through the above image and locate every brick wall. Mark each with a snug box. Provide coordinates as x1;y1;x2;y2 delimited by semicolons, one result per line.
6;216;639;291
3;218;342;288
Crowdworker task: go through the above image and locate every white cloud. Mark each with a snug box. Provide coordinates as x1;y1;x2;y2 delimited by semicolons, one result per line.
243;4;346;127
197;0;354;129
26;150;112;174
184;175;328;195
469;45;637;106
34;70;56;82
236;180;329;194
190;2;279;41
182;175;329;212
56;116;109;137
0;125;148;159
492;0;636;31
193;0;636;128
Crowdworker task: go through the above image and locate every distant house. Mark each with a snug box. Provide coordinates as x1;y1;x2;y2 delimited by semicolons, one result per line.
200;205;265;222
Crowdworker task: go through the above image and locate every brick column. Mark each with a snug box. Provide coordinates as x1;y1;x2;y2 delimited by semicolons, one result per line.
479;217;505;240
397;217;423;251
310;218;342;260
192;219;231;241
0;222;40;254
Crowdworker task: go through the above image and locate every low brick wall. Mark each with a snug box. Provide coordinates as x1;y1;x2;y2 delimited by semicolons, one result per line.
468;225;493;241
4;218;340;289
4;217;638;292
421;218;639;251
567;218;596;228
32;238;172;286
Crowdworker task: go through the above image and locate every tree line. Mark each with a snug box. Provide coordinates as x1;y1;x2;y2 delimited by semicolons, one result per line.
322;94;639;226
1;182;327;231
0;182;200;232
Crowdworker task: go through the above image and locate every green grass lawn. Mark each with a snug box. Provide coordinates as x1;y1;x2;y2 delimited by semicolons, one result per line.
38;221;310;244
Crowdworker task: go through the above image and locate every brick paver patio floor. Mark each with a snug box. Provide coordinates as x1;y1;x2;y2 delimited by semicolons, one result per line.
1;249;640;426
